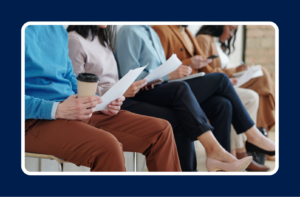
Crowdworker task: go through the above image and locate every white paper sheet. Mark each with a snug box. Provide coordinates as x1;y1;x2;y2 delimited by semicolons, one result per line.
95;66;147;111
145;54;182;83
233;65;263;78
251;65;264;79
169;72;205;82
234;64;264;87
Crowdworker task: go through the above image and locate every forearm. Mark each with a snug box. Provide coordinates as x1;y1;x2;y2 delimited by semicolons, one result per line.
25;95;57;120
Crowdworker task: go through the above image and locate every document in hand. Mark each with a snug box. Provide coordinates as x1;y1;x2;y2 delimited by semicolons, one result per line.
95;66;147;111
234;65;264;87
145;54;182;83
233;65;263;78
169;72;205;82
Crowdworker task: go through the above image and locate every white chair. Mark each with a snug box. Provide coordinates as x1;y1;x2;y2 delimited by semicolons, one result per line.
25;152;137;172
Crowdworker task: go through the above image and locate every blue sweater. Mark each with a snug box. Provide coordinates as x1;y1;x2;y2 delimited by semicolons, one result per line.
114;25;168;81
25;25;77;120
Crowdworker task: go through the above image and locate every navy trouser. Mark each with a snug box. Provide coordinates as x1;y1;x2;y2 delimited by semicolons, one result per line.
185;73;254;150
122;73;254;171
122;81;212;171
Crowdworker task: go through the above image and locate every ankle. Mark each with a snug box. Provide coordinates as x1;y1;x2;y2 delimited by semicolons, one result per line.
205;146;222;156
245;126;262;142
236;147;246;154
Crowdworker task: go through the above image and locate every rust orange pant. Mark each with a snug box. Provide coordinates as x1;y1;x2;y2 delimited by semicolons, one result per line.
25;110;181;171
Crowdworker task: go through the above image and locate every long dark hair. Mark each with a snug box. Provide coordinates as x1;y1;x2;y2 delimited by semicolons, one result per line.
196;25;237;55
67;25;116;51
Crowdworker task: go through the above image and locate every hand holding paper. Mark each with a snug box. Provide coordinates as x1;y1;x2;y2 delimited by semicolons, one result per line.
101;96;125;116
145;54;182;83
95;66;147;111
234;64;264;87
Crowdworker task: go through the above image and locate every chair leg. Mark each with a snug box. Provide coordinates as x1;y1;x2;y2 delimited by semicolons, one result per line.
133;152;137;172
38;158;42;172
58;162;64;172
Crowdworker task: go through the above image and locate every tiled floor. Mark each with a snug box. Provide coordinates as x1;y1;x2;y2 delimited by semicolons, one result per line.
195;130;276;172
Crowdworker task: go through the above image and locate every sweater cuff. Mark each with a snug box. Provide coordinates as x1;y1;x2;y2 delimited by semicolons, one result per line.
51;102;60;119
162;74;169;81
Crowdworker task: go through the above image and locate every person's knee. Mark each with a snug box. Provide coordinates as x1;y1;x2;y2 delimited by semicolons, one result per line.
150;117;173;136
172;81;191;93
210;72;230;85
247;89;259;107
214;72;229;80
93;133;123;156
219;98;233;116
106;135;123;155
220;73;231;84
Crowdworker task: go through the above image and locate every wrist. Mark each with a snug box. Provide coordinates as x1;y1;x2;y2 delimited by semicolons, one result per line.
51;102;60;119
55;103;63;119
169;74;177;80
168;72;174;80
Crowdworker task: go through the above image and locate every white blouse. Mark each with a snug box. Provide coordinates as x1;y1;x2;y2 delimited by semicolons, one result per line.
214;37;229;69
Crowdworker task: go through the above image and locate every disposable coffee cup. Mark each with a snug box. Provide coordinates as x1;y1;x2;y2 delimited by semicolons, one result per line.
77;73;99;98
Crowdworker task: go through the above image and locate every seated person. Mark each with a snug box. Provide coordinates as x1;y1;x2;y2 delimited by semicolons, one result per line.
152;25;270;171
114;25;275;170
67;25;254;172
195;25;275;134
25;25;182;172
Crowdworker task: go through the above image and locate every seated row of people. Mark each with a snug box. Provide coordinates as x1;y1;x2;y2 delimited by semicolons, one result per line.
25;25;275;172
151;25;275;167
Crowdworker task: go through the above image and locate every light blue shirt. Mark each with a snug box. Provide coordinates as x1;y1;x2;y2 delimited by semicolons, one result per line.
25;25;77;120
115;25;168;81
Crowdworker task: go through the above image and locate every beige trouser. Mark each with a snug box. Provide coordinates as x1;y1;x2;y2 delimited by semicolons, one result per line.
231;87;259;150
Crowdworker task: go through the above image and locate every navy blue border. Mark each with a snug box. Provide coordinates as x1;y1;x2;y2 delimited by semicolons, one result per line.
1;0;299;195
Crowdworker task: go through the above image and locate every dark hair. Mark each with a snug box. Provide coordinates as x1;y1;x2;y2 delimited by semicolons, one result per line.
196;25;237;55
67;25;116;51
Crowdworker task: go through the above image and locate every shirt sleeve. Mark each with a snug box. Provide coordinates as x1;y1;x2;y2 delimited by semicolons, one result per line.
51;102;60;119
68;36;105;96
115;28;148;81
25;95;56;120
66;56;78;94
68;37;86;77
67;37;82;94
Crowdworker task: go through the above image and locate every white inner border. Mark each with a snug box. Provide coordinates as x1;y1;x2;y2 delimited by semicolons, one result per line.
21;21;279;176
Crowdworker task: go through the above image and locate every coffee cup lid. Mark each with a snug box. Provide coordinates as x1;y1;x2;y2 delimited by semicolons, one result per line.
77;73;99;82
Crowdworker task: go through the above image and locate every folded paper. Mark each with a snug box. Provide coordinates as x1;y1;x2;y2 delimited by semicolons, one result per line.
95;65;147;111
234;65;264;87
145;54;182;83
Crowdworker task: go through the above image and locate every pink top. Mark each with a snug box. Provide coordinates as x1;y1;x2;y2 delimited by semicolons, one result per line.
68;30;119;96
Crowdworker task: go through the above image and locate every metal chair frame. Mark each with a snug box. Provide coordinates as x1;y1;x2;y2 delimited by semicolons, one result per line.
25;152;137;172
